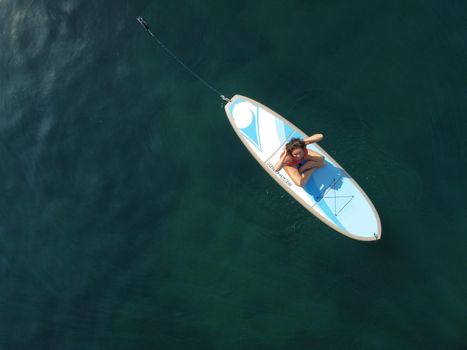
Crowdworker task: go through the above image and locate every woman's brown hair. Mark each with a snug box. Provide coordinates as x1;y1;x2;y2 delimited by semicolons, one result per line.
285;138;306;154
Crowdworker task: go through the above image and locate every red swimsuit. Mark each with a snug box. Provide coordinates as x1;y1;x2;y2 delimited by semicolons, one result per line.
281;149;308;167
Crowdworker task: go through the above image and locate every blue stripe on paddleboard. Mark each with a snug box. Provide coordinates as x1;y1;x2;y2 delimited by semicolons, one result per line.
275;118;286;143
239;107;261;151
229;100;262;151
283;123;294;141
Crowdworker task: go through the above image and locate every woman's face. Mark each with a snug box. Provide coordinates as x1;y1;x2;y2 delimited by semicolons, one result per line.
290;148;305;159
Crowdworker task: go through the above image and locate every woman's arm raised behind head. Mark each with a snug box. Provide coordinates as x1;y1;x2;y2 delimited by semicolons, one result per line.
304;133;324;145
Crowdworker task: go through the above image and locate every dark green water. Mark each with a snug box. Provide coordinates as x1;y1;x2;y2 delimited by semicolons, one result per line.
0;0;466;349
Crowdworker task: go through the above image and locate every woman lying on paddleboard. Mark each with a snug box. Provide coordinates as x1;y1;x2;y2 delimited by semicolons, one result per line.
274;134;325;187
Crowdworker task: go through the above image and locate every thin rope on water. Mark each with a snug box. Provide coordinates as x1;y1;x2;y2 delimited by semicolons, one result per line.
136;16;230;103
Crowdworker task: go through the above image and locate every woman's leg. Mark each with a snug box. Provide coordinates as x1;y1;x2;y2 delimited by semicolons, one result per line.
305;150;325;163
298;151;325;173
299;167;318;185
284;165;317;187
298;159;322;173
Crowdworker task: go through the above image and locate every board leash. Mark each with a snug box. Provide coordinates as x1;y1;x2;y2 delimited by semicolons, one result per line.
136;16;231;105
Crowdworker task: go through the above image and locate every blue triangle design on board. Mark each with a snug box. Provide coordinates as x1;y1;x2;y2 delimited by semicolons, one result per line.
239;106;262;151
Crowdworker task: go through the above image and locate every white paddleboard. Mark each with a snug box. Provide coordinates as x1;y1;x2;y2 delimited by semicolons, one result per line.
225;95;382;241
